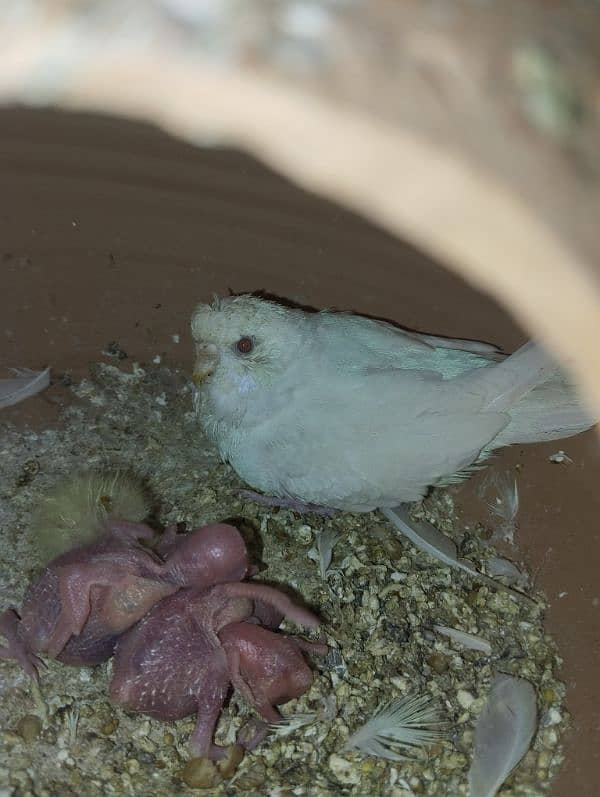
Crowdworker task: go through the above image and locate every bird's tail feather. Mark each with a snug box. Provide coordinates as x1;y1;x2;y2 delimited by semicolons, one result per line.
494;375;594;445
468;341;595;445
480;342;556;412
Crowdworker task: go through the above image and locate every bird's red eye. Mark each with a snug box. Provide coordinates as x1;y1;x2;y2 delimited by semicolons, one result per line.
236;336;254;355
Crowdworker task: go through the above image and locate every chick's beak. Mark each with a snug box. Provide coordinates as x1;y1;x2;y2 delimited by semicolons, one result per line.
192;343;218;386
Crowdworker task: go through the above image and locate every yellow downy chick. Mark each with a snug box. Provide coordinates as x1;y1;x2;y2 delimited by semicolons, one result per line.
30;470;150;562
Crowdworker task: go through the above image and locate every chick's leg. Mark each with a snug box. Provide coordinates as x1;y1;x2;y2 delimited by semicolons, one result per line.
225;644;274;750
0;608;45;682
189;679;230;760
218;582;320;630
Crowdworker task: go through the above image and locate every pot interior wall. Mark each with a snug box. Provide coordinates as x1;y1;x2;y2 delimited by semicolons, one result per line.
1;108;598;796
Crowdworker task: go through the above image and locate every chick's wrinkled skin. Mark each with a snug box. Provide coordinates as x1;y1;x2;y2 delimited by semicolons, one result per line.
0;520;248;680
191;295;594;512
110;582;326;758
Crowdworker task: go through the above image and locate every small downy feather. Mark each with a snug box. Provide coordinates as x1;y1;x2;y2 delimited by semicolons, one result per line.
488;472;519;544
31;470;150;562
469;674;538;797
433;625;492;654
486;556;528;589
270;712;318;737
315;527;341;579
0;367;50;408
381;506;536;606
341;692;445;762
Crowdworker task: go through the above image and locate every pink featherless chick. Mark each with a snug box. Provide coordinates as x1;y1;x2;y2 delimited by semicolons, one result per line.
0;472;249;680
110;580;328;758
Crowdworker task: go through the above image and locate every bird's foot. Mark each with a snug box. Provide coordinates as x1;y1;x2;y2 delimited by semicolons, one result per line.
237;490;337;517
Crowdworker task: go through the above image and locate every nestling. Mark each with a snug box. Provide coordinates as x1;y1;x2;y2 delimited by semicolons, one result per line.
110;581;327;758
1;470;327;760
0;520;250;679
191;295;594;512
0;473;249;679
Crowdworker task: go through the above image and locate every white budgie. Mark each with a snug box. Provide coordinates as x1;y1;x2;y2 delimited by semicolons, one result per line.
190;295;594;514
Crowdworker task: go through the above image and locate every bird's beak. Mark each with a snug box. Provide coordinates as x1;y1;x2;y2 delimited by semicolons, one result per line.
192;344;218;387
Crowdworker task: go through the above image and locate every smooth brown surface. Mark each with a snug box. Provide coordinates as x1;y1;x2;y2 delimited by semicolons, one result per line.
5;1;600;414
1;109;599;794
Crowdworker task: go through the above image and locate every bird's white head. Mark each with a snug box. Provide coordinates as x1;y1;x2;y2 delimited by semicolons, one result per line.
190;294;308;424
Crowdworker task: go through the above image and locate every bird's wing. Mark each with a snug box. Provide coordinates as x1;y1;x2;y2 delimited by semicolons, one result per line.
241;366;508;510
416;333;504;360
316;313;501;377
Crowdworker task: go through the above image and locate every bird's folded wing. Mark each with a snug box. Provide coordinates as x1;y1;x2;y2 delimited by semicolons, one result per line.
316;313;500;376
249;368;508;508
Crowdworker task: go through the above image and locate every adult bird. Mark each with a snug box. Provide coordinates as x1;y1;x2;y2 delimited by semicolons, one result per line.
191;294;593;512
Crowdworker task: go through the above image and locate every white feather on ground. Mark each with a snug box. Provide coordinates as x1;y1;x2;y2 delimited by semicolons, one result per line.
341;693;445;761
489;472;519;544
0;367;50;409
486;557;528;589
315;528;341;579
433;625;492;654
269;713;318;737
468;674;538;797
381;506;536;606
271;695;337;737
